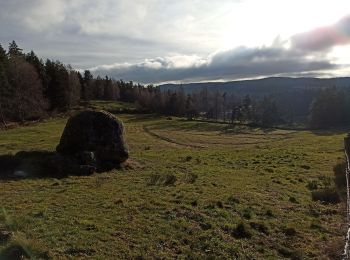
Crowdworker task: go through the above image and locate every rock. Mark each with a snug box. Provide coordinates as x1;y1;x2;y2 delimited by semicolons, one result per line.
78;165;96;176
0;244;30;259
79;151;96;166
0;229;12;243
56;110;129;171
13;170;28;177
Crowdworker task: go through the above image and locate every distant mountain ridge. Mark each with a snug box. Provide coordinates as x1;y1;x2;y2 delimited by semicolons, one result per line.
159;77;350;96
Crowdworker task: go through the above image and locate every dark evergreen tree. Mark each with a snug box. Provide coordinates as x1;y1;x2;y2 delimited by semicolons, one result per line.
309;87;347;128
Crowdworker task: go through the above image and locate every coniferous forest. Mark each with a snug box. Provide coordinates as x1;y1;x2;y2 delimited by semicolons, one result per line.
1;41;350;129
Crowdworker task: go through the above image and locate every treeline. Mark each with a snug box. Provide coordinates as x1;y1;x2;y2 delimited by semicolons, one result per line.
1;41;350;129
135;88;281;126
135;86;350;129
0;41;145;123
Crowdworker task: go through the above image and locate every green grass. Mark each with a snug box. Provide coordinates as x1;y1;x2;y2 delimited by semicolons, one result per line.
0;102;347;259
80;100;137;113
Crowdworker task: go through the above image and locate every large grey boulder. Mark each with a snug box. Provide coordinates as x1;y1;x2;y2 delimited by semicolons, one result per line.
56;110;129;171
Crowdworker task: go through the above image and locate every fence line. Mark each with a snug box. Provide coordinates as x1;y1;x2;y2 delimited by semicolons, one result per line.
343;140;350;259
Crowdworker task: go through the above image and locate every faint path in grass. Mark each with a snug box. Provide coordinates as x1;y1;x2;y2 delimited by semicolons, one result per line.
142;125;205;149
143;124;295;148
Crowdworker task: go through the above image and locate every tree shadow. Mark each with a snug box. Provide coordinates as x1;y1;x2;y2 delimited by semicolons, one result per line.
309;127;350;136
124;114;160;123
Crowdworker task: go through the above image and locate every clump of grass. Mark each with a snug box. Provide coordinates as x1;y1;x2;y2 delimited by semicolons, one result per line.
289;196;298;204
185;156;192;162
242;208;253;220
183;172;198;184
307;180;318;190
249;221;269;235
1;208;19;231
311;188;340;204
310;221;325;231
233;222;253;239
190;200;198;207
148;173;177;186
283;227;297;236
216;201;224;208
277;246;303;259
265;209;274;218
264;168;274;173
0;233;51;260
227;196;240;205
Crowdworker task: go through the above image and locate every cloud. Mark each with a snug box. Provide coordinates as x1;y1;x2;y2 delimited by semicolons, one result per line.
91;45;335;84
91;14;350;84
0;1;348;82
0;0;244;68
291;15;350;51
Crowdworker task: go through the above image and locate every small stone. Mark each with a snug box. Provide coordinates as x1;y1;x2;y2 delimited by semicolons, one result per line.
0;230;12;242
13;170;28;177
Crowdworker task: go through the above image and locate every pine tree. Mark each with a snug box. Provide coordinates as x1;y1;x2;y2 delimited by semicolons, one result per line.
8;41;23;58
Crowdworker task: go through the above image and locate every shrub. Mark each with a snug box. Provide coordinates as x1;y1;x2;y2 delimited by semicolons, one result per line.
311;188;340;204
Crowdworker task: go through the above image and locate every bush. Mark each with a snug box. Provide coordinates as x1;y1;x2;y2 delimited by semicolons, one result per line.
311;188;340;204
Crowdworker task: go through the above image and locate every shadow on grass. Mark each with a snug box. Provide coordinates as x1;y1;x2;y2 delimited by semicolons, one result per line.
0;150;100;180
310;127;349;136
123;114;162;123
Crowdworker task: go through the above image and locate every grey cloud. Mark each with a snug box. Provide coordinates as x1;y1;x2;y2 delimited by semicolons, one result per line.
91;46;335;84
1;0;235;69
291;15;350;51
0;0;346;83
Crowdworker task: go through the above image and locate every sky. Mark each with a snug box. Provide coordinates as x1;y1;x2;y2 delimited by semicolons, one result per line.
1;0;350;84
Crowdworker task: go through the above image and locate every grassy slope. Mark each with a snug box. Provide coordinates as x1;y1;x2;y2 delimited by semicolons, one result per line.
0;106;347;259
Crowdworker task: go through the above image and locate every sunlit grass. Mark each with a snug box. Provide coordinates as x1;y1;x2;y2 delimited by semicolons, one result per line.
0;101;347;258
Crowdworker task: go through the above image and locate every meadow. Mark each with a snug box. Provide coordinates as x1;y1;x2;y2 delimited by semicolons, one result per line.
0;102;347;259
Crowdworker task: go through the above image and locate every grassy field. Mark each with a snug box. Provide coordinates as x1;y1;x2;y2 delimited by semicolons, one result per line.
0;104;348;259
